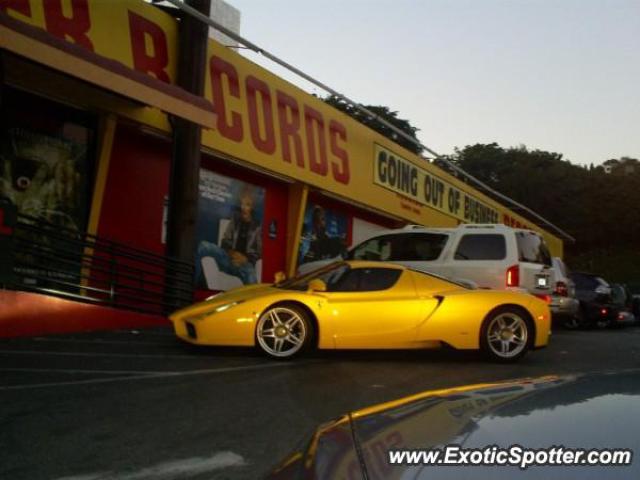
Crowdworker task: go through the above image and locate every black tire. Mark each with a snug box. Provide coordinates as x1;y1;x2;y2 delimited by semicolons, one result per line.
480;306;533;363
562;314;580;330
255;303;314;359
595;312;611;329
565;307;586;330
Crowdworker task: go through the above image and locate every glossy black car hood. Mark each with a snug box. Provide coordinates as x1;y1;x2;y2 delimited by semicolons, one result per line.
267;371;640;479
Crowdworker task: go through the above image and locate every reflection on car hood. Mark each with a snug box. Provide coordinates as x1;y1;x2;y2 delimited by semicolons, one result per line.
171;283;277;319
266;371;640;479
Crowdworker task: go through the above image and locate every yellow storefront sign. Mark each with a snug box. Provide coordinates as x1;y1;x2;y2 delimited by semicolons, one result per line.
374;144;500;224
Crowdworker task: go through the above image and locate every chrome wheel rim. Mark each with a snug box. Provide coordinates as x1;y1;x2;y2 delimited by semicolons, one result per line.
487;313;528;358
257;307;306;357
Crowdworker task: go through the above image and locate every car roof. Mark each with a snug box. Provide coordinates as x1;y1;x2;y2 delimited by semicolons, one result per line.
571;271;599;277
364;224;539;238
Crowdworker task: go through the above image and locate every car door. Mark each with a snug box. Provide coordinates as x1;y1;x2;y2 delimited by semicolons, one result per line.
321;267;437;348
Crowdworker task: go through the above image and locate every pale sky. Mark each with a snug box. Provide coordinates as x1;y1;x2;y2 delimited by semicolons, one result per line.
226;0;639;166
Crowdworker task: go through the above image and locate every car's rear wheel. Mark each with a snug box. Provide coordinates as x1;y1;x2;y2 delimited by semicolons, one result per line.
563;309;583;330
480;307;532;362
256;304;313;359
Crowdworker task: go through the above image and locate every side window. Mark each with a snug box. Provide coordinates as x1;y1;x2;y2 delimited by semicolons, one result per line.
389;233;448;261
572;274;596;290
557;259;569;277
329;268;402;292
350;236;393;261
454;234;506;261
350;233;448;262
516;232;552;266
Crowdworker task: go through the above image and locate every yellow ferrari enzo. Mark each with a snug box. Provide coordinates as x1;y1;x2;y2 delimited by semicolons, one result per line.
170;261;550;362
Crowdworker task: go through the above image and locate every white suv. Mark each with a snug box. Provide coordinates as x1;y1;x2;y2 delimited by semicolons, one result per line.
298;224;555;295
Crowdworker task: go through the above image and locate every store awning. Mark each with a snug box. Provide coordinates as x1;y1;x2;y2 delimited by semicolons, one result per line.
0;12;216;129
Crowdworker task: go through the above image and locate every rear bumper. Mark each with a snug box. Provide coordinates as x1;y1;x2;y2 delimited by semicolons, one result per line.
550;296;579;317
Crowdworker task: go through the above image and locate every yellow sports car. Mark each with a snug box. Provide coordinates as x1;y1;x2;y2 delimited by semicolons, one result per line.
170;261;550;362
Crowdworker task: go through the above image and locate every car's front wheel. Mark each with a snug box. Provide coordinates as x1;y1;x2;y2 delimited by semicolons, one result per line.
255;304;313;359
480;306;532;362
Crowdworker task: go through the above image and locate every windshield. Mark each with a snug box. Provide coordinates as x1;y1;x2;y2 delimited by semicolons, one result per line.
276;261;350;291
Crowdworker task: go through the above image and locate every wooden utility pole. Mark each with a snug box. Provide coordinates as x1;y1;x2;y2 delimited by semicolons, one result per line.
165;0;211;305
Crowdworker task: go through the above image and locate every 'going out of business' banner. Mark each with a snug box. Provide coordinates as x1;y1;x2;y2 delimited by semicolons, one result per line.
373;144;500;224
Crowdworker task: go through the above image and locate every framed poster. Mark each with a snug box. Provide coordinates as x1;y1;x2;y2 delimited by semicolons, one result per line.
194;170;265;291
298;203;349;268
0;88;96;286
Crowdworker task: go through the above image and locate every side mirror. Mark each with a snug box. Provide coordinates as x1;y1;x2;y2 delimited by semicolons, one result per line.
308;278;327;293
274;271;287;284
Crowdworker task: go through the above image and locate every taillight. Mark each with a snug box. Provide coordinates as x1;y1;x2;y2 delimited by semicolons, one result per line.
506;265;519;287
600;308;608;316
534;294;552;303
555;281;568;297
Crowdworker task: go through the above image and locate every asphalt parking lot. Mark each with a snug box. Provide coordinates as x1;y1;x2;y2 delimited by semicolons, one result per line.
2;325;640;480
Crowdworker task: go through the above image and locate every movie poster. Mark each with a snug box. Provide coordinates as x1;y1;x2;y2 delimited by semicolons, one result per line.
297;203;349;267
0;127;90;230
0;123;93;286
194;170;265;291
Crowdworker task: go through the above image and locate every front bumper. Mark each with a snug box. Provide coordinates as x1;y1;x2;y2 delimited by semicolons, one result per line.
172;317;201;344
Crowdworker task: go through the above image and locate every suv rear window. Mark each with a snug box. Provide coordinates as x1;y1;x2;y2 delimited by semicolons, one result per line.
571;273;608;290
516;232;552;266
349;233;448;262
454;234;506;260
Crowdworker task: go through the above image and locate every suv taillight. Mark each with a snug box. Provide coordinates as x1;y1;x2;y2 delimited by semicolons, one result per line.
506;265;519;287
555;281;568;297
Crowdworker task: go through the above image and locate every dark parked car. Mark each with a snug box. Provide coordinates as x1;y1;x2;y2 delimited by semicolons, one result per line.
610;283;638;326
266;371;640;479
570;272;616;328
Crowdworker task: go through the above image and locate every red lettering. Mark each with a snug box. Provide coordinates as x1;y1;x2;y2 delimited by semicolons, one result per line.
0;0;31;16
329;120;350;184
304;106;327;176
210;56;243;142
43;0;93;51
0;208;13;236
128;11;170;83
245;75;276;154
277;91;304;167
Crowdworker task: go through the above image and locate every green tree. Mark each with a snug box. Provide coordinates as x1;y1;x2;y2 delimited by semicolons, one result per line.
444;143;640;282
323;95;423;154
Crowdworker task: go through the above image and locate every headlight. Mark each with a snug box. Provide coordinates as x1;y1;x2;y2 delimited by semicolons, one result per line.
192;300;245;321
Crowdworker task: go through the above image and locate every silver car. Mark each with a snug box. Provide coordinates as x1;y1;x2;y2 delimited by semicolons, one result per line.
550;257;580;327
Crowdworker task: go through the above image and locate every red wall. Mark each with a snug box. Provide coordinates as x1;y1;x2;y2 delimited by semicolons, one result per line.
97;125;171;255
0;291;167;338
98;124;289;296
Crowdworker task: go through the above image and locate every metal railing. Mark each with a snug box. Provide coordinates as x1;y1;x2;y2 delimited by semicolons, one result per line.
1;204;194;316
